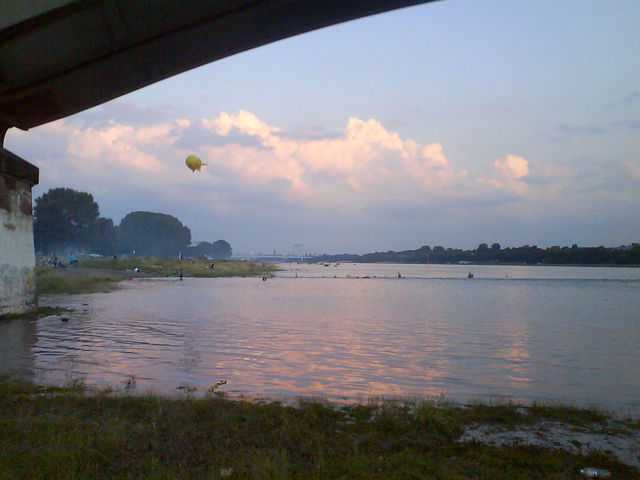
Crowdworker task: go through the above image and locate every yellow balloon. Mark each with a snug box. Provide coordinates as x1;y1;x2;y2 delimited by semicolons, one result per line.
185;155;207;172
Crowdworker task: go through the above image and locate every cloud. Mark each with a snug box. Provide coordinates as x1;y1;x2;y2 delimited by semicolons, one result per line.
11;105;634;254
621;91;640;107
174;120;265;151
550;119;640;139
525;163;573;186
607;119;640;130
533;116;640;145
493;154;529;180
192;113;487;212
70;101;181;127
273;127;341;142
557;124;606;136
476;154;530;196
6;108;537;217
605;90;640;110
65;121;171;173
620;90;640;105
625;162;640;181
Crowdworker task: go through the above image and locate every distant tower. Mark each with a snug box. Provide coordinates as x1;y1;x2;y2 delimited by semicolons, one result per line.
292;243;303;260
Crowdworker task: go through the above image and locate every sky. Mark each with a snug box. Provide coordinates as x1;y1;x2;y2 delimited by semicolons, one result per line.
6;0;640;255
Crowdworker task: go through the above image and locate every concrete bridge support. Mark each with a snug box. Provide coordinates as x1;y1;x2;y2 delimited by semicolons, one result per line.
0;136;39;317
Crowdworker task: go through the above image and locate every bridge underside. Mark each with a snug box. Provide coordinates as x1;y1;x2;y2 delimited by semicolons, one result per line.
0;0;433;137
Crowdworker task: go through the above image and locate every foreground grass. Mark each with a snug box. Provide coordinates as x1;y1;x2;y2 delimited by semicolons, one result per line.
1;377;637;479
35;258;276;295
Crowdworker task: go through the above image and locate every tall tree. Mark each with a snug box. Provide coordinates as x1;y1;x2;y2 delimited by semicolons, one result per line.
187;240;232;259
34;187;99;252
119;211;191;257
211;240;232;259
92;217;119;255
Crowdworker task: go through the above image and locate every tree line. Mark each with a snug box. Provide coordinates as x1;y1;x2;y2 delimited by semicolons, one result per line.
312;242;640;266
33;187;231;259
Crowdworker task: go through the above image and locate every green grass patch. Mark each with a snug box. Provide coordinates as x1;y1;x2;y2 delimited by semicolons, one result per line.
80;257;276;278
457;400;618;430
33;258;275;295
527;403;610;425
36;266;122;295
1;377;637;479
460;401;525;427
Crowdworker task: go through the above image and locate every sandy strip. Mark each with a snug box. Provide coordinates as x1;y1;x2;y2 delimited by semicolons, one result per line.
460;421;640;470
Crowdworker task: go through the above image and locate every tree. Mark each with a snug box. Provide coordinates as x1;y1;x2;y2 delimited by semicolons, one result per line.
310;242;640;265
118;211;191;257
34;188;99;252
211;240;232;258
92;217;119;255
186;240;232;259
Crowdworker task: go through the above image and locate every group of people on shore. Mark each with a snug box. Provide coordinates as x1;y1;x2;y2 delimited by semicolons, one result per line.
39;253;78;269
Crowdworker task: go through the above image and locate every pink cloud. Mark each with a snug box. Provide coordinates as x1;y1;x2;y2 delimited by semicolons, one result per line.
7;110;539;217
493;154;529;180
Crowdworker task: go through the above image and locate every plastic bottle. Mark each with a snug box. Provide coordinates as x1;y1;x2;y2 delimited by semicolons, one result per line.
580;467;611;478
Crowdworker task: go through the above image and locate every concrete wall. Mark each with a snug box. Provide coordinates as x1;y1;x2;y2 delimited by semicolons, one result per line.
0;148;38;316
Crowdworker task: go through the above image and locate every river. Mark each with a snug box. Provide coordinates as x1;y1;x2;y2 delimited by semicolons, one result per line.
1;263;639;411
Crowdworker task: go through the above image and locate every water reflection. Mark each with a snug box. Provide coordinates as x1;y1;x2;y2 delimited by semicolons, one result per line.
1;264;638;410
0;317;37;379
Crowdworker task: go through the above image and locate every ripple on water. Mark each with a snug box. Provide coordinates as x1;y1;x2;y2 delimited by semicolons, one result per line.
0;264;637;411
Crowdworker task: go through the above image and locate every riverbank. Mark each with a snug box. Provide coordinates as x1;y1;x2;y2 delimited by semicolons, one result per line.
1;376;638;479
35;258;276;295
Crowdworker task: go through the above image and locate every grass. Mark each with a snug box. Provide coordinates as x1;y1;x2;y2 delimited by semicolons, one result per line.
80;257;275;278
454;401;611;428
526;403;610;426
1;377;638;479
454;400;640;435
33;258;276;295
36;266;123;295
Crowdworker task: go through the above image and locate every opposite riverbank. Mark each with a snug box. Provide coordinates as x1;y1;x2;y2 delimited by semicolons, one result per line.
1;376;638;479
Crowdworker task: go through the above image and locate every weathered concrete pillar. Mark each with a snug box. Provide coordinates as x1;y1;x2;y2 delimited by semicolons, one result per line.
0;145;39;317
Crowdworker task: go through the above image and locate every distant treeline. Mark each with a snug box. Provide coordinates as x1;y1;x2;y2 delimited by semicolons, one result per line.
34;187;231;259
312;242;640;266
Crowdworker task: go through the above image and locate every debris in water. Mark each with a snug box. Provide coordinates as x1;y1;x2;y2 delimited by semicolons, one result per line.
177;385;197;393
580;468;611;478
208;380;227;393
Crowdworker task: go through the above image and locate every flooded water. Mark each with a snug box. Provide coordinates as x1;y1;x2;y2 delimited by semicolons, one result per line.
2;263;639;410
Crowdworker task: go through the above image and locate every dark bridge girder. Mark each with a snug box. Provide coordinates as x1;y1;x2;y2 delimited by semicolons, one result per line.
0;0;434;140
